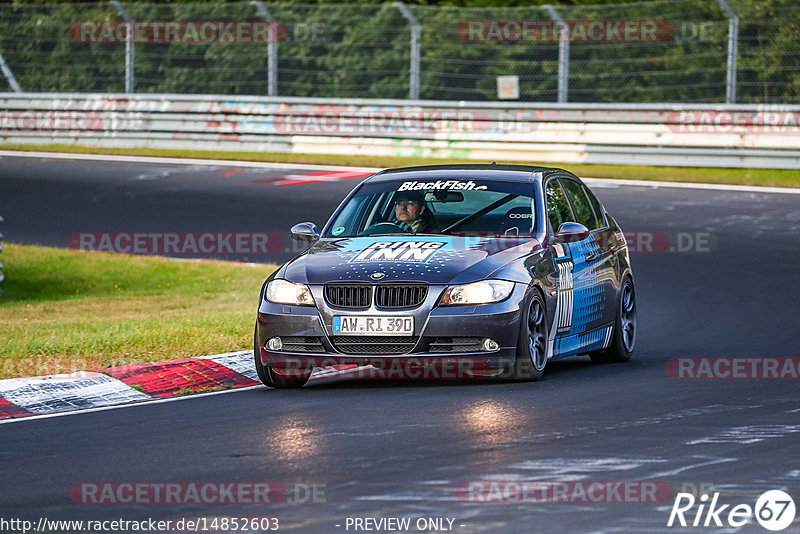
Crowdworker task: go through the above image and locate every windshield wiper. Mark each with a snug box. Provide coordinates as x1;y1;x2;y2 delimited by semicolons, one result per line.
369;233;412;236
441;194;518;234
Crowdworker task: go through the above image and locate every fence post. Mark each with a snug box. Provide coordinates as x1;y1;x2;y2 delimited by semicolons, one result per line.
252;0;278;97
393;2;420;100
716;0;738;104
0;215;4;285
0;50;21;92
544;5;569;104
109;0;134;93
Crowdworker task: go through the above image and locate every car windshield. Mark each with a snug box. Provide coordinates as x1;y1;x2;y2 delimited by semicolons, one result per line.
324;178;537;238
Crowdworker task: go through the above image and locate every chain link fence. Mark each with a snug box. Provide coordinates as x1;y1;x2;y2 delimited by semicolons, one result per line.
0;0;797;103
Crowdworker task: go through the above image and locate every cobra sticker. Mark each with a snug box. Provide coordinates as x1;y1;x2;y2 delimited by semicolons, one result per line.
352;241;445;262
397;180;488;191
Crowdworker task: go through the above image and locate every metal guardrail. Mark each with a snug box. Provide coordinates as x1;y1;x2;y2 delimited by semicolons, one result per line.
1;93;799;169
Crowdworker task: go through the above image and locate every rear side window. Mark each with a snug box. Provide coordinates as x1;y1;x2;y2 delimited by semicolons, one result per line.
545;180;573;232
560;179;599;230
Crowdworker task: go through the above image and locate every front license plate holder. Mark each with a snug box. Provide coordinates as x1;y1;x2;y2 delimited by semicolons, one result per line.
332;316;414;336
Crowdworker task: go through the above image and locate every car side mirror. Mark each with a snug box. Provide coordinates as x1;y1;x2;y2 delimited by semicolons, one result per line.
290;222;319;242
556;222;589;240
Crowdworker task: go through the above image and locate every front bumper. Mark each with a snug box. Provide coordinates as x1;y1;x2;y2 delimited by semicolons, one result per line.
256;283;526;377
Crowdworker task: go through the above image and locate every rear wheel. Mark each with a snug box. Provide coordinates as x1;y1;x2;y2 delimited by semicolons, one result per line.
512;290;548;381
590;277;636;363
253;325;310;388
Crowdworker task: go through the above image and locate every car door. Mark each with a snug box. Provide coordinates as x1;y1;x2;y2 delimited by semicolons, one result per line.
574;180;619;329
558;177;616;339
543;178;585;358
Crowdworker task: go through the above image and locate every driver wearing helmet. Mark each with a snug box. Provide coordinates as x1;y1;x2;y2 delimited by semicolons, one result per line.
391;190;437;234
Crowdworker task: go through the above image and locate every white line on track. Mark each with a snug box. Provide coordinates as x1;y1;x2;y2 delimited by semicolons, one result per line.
0;150;378;173
580;177;800;195
0;366;367;425
1;150;798;195
0;384;262;426
0;353;362;426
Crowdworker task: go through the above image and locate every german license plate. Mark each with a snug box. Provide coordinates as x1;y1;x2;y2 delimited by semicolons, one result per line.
332;316;414;336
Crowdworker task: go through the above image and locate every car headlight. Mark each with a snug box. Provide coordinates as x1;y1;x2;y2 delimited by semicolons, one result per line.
440;280;515;306
265;279;315;306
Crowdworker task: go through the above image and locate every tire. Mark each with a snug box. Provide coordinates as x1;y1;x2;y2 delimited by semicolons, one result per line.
512;289;548;381
590;277;636;364
253;324;310;389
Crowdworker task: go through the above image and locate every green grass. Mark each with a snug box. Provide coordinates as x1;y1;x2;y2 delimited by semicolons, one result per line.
0;244;275;379
2;143;799;188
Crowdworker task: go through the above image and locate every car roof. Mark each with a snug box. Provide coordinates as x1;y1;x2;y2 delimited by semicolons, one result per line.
366;164;579;184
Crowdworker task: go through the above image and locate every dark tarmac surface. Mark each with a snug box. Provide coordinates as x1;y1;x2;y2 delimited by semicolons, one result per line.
1;154;798;533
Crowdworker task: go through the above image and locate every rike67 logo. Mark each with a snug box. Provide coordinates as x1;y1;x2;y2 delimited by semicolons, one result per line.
668;490;796;531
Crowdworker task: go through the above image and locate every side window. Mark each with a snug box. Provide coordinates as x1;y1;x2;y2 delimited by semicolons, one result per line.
560;179;599;230
583;186;607;229
545;180;573;232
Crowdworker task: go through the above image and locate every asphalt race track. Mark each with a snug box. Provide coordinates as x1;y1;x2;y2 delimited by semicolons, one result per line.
1;154;799;533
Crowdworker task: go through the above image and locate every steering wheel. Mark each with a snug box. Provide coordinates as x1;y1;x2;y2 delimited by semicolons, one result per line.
359;221;411;236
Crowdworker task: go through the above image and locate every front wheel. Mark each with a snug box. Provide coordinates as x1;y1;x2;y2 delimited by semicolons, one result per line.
590;277;636;364
512;290;548;381
253;325;310;388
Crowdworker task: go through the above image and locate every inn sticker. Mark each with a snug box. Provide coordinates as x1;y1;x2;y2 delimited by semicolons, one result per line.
352;241;446;263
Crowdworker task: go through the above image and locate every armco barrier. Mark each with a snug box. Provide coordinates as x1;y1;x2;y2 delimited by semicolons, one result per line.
1;93;799;169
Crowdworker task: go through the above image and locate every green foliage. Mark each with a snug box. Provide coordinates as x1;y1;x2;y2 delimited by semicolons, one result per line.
0;244;275;377
0;0;797;103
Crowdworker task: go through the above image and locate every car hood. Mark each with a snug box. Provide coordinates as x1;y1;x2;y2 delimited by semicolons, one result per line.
282;235;542;285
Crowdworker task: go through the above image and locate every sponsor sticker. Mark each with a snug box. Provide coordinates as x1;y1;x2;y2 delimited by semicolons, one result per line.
332;226;345;236
352;241;445;263
398;180;488;192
